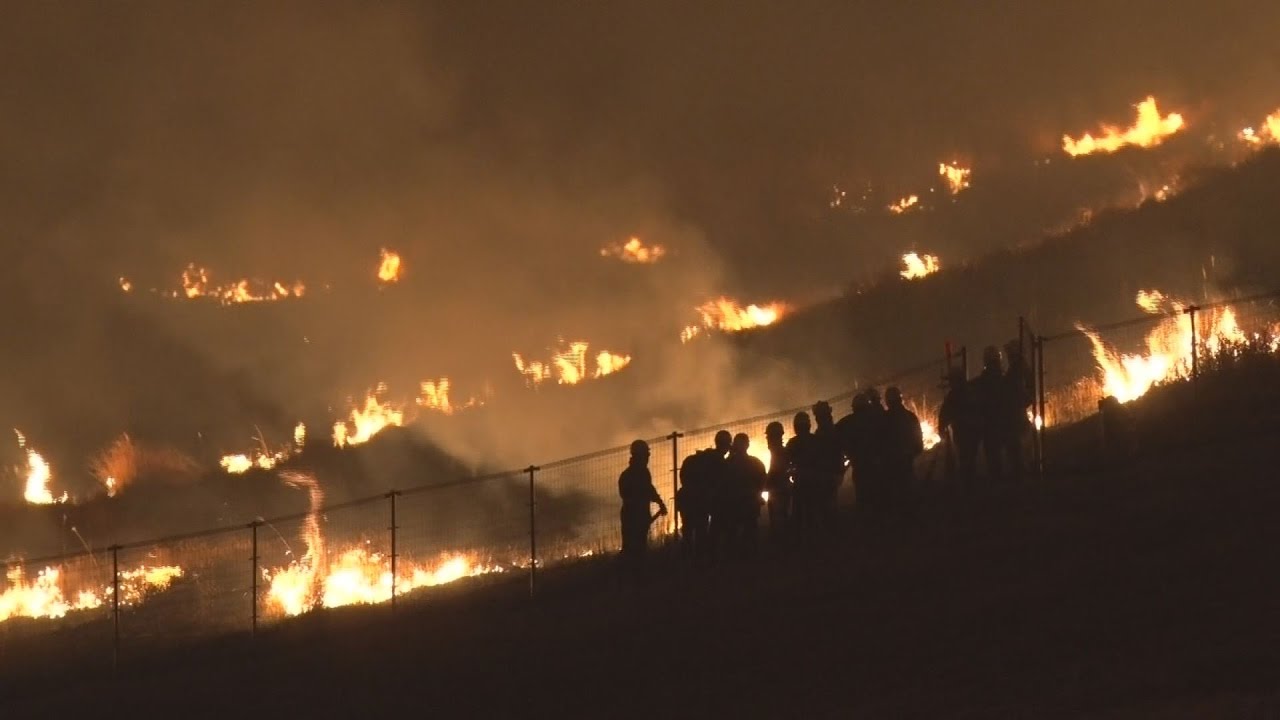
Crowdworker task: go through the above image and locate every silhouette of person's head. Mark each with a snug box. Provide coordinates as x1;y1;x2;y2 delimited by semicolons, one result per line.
885;386;904;408
866;387;882;408
765;421;785;445
714;430;732;453
630;439;650;464
731;433;750;455
793;412;811;435
812;400;833;424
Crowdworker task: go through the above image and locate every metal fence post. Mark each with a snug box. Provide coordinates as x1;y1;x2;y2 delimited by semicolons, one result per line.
960;345;969;379
250;520;260;636
1187;305;1200;382
526;465;539;597
110;544;120;671
388;491;399;611
668;431;683;538
1034;335;1046;479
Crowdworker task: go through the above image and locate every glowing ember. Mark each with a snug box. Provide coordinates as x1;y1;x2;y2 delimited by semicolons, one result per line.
938;162;971;194
900;252;941;280
332;387;405;447
513;342;632;385
600;236;666;264
377;249;402;283
681;297;788;342
118;277;133;293
1062;96;1185;157
174;264;305;304
15;430;66;505
1079;289;1247;404
1;562;183;623
887;194;920;214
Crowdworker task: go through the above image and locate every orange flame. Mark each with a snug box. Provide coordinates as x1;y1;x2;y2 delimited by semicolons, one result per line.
900;252;941;280
15;430;66;505
938;162;971;194
1239;110;1280;146
1062;96;1185;157
332;388;405;447
176;264;305;304
1080;289;1246;403
1;562;183;623
513;342;632;385
377;249;402;283
600;237;666;264
887;195;920;214
681;297;788;342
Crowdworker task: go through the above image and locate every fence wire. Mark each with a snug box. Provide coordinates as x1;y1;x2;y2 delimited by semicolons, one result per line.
8;292;1276;679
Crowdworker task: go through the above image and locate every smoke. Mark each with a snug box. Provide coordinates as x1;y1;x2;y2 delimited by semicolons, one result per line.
1;1;1279;491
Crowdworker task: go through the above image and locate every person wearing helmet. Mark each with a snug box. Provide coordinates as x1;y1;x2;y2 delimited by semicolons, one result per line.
763;420;792;544
938;368;981;490
786;411;821;543
724;433;767;558
677;429;730;565
883;387;924;508
839;389;888;512
619;439;667;579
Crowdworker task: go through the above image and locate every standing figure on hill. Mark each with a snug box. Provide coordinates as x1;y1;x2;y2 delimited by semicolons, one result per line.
763;421;793;545
1003;340;1034;481
812;401;846;533
678;430;730;565
883;387;925;508
938;368;981;491
840;390;888;511
725;433;767;558
785;412;821;542
618;439;668;580
973;346;1009;484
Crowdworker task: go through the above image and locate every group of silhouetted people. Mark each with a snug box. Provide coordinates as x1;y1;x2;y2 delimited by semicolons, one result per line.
618;344;1036;578
938;342;1034;488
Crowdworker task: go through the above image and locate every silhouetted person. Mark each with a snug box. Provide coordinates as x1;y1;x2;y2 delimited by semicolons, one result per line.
1003;340;1034;481
724;432;767;558
785;412;821;541
840;389;887;510
811;401;845;531
618;439;667;580
678;430;730;564
763;421;793;544
973;346;1009;483
883;387;924;507
938;368;981;491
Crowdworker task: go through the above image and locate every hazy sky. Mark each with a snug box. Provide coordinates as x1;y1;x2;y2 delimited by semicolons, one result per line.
3;0;1277;280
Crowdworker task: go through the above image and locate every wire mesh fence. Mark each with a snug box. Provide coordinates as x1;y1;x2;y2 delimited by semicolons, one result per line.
6;291;1276;677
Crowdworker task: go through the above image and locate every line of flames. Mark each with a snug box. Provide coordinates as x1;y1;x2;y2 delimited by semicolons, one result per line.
600;236;665;264
1062;96;1185;157
1077;288;1279;406
681;297;788;343
1;563;183;623
938;162;971;195
513;342;632;386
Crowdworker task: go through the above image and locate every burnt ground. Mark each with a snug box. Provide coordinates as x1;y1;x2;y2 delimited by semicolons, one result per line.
4;381;1280;718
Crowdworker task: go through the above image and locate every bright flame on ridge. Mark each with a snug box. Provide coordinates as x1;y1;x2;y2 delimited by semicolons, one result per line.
938;162;971;194
513;342;632;386
377;249;402;283
681;297;788;342
900;252;941;280
600;237;666;264
1062;96;1185;157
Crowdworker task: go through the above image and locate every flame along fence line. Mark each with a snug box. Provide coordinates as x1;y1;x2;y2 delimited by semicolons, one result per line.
6;290;1280;673
1030;288;1280;471
0;359;951;672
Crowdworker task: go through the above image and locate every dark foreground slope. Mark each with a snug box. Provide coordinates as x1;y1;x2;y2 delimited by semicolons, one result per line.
5;396;1280;717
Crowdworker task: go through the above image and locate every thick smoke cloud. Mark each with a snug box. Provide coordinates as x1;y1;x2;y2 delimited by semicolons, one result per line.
1;1;1278;481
